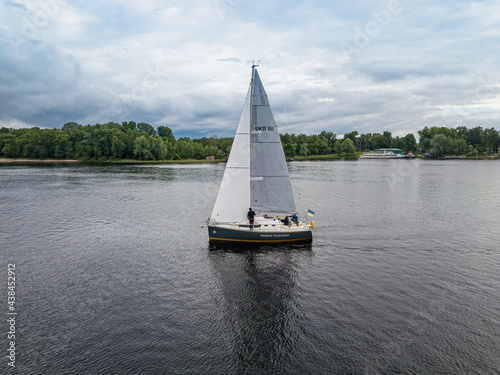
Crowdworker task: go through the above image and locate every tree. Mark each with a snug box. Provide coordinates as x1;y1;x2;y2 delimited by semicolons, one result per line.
176;140;194;159
334;141;342;155
467;145;478;157
1;133;19;157
284;142;296;157
298;143;309;156
203;144;218;158
371;133;385;149
54;132;72;158
111;135;126;158
456;126;468;141
124;129;138;159
449;138;467;155
122;121;137;131
1;122;498;161
403;134;417;153
62;122;81;135
343;131;359;150
319;131;336;147
360;133;372;151
318;138;331;155
382;131;393;148
92;127;113;158
193;142;205;159
340;138;357;155
484;127;499;153
151;138;169;160
418;127;433;152
430;134;448;157
467;126;483;150
133;135;155;160
310;140;321;155
210;135;218;146
76;137;94;160
137;122;156;136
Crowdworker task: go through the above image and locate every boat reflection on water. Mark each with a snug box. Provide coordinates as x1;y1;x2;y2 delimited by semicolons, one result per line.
208;241;312;253
208;243;313;373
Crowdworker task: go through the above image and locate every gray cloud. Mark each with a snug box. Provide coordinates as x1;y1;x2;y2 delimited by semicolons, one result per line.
0;0;498;138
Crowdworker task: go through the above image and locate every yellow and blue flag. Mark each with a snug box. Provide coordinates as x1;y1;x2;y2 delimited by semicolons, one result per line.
307;209;315;217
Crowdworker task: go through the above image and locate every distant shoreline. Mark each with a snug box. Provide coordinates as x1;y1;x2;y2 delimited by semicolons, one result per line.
0;158;226;165
1;155;498;165
0;158;79;164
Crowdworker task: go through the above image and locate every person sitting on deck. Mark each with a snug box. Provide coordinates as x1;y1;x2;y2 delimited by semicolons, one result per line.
291;213;298;225
282;215;290;226
247;208;256;225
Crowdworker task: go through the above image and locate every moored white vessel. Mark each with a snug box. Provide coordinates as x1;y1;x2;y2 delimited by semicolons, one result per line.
359;148;404;159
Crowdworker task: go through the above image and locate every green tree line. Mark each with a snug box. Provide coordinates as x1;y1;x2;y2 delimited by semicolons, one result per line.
281;130;418;157
0;121;232;161
0;122;498;160
418;126;499;157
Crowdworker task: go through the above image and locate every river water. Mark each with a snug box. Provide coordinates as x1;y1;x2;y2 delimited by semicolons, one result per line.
1;160;499;374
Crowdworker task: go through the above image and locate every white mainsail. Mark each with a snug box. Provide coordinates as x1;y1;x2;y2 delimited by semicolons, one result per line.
210;66;296;223
250;69;296;213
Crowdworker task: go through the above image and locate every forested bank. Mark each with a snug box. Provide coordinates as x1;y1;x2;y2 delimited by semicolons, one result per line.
0;122;230;162
418;126;499;157
0;121;498;161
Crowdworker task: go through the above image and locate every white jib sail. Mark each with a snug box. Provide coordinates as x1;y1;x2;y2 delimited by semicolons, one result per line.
209;85;251;223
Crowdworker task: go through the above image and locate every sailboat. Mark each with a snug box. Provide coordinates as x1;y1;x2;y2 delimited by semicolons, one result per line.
207;65;314;243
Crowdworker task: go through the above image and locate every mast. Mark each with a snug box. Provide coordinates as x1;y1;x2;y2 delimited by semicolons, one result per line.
250;62;258;137
249;63;258;209
250;62;259;101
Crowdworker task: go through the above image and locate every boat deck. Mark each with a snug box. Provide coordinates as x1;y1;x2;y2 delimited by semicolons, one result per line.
239;216;308;231
208;216;313;242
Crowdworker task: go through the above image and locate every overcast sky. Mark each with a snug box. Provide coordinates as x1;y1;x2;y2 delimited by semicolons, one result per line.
1;0;499;138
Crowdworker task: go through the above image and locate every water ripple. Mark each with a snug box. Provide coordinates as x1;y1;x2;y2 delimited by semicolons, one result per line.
1;162;499;374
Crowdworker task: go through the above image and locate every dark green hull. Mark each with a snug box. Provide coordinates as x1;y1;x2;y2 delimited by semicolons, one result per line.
208;225;312;243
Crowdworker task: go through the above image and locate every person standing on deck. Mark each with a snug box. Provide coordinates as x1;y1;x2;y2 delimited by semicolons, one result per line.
247;208;256;225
